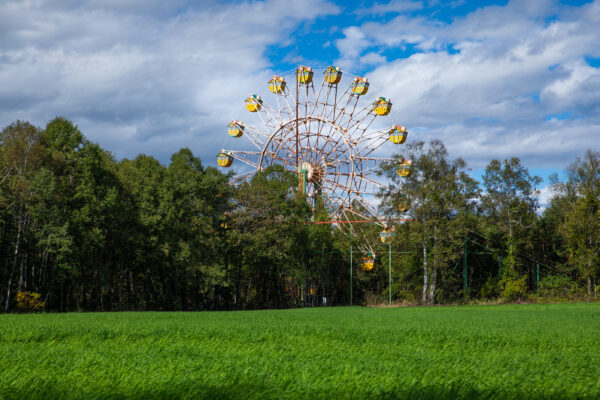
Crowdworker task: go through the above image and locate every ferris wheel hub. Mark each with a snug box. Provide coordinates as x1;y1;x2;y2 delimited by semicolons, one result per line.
299;161;323;183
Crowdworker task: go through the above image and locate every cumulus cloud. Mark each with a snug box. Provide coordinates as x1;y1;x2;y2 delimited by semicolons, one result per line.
335;0;600;171
0;0;339;162
355;1;423;16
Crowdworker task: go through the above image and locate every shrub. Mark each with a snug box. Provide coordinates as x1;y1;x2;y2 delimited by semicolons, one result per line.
15;291;45;312
500;249;528;302
538;275;584;300
501;275;527;302
480;277;500;299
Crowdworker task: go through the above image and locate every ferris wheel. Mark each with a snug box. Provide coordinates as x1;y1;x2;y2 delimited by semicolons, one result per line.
217;65;412;255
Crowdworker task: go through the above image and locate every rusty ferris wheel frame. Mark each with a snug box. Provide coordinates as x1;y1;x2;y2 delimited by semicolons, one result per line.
218;66;408;254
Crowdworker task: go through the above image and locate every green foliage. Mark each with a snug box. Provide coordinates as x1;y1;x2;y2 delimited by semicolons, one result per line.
1;304;599;399
553;150;600;296
0;117;598;311
480;276;500;299
499;242;528;301
380;140;479;304
538;275;584;300
501;275;527;302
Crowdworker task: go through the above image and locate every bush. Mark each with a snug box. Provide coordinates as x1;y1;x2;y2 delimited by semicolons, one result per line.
480;277;500;299
15;291;45;312
538;275;583;300
500;249;527;302
501;275;527;302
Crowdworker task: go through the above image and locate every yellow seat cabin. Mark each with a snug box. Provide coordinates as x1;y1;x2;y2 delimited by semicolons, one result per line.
296;66;313;85
217;152;233;168
227;120;245;138
388;125;407;144
361;256;375;271
268;76;286;94
395;194;410;212
396;160;413;177
373;97;392;116
324;66;342;85
351;76;369;95
245;94;262;112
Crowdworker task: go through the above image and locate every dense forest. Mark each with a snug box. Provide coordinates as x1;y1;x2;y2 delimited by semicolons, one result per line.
1;118;598;312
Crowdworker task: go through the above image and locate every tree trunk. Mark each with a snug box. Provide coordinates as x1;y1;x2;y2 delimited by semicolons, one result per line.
428;267;437;304
422;243;428;303
5;201;24;312
428;230;438;304
18;251;28;292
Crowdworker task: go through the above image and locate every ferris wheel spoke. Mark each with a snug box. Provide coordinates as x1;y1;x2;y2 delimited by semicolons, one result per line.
339;209;378;255
359;140;391;157
236;128;267;150
242;124;271;141
260;101;287;127
354;129;389;154
325;84;355;126
356;176;387;194
231;169;257;184
309;78;327;117
281;88;296;119
344;103;375;133
320;176;351;207
316;84;334;120
352;195;381;221
272;91;292;122
348;116;378;143
225;68;404;236
223;150;261;169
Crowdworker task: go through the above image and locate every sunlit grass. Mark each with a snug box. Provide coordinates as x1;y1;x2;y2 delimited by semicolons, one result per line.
1;303;599;399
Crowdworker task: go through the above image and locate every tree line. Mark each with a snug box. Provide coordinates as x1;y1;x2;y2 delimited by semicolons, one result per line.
0;118;598;312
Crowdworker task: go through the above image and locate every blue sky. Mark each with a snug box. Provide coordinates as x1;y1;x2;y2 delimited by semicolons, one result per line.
1;0;599;205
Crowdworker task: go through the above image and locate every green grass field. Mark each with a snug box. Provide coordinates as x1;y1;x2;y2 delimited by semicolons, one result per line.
0;304;599;399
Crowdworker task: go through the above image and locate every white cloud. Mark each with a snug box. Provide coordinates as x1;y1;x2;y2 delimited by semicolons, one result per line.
356;1;423;16
334;0;600;171
536;184;556;212
0;0;339;162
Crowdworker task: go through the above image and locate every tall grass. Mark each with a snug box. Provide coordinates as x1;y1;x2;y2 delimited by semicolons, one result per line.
1;303;599;399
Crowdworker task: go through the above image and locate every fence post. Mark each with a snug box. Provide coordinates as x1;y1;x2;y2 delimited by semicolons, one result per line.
463;237;468;296
350;224;353;306
389;243;392;306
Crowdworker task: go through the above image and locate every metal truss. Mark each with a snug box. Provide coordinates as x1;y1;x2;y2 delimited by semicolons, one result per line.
220;67;408;256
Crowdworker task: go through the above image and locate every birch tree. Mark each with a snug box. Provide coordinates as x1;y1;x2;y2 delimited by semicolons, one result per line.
554;150;600;297
381;140;478;303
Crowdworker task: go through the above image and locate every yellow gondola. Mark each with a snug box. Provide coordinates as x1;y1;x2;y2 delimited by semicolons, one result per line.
396;194;410;212
361;256;375;271
217;152;233;168
296;66;313;85
324;66;342;84
245;94;262;112
351;76;369;95
380;227;395;244
227;120;245;138
388;125;407;144
396;159;413;177
373;96;392;116
268;76;286;94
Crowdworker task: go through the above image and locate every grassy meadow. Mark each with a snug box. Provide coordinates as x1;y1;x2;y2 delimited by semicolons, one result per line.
0;303;599;399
